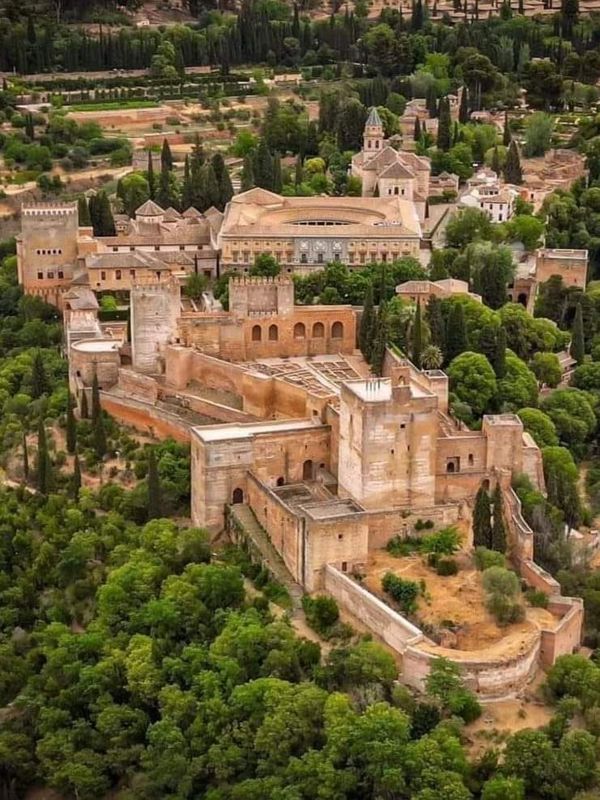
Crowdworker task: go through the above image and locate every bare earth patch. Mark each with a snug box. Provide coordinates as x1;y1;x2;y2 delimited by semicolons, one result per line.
364;549;558;653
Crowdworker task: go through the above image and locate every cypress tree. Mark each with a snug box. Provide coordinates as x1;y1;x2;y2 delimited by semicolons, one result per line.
147;150;156;200
359;282;375;360
503;110;511;146
156;161;173;209
414;116;421;141
426;83;438;118
445;303;468;364
427;297;445;353
370;302;389;376
93;408;107;461
504;140;523;184
147;448;161;520
570;301;585;364
31;350;48;399
161;138;173;171
241;154;255;192
493;326;507;379
22;429;29;481
72;454;82;501
25;113;35;140
458;86;469;124
97;191;116;236
78;196;91;227
91;371;101;423
211;152;234;210
491;484;507;553
294;155;303;187
272;153;283;194
437;97;452;151
254;139;274;191
66;393;77;454
182;155;193;210
491;145;501;175
91;371;107;458
473;484;492;548
80;390;89;420
36;418;51;495
203;163;220;210
411;301;423;368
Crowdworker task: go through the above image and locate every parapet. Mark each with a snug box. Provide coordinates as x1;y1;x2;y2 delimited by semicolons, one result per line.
22;202;77;218
228;275;294;286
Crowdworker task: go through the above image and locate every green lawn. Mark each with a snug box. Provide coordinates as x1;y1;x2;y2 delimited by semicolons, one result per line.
67;99;159;112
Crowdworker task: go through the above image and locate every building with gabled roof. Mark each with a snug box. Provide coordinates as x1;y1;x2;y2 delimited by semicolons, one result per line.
351;109;432;213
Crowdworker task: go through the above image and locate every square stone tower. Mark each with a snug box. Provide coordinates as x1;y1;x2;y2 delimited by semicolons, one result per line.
229;276;294;318
17;202;79;306
130;278;181;374
338;378;438;510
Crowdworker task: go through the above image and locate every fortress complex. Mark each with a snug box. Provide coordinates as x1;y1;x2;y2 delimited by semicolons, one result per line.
64;274;583;695
66;274;544;589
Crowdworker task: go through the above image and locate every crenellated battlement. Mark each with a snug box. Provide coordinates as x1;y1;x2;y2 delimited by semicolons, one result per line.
229;275;294;287
22;202;78;218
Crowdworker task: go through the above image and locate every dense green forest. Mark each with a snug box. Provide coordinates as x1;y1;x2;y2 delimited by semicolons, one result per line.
0;0;598;107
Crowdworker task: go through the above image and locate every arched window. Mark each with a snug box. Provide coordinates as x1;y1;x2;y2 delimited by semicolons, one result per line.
312;322;324;338
518;293;528;307
276;476;285;486
446;462;455;474
331;321;343;339
252;325;262;341
303;459;313;480
232;487;244;504
294;322;306;339
268;324;278;341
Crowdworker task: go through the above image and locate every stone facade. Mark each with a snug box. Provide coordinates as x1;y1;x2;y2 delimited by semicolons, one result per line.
351;107;431;207
216;187;423;272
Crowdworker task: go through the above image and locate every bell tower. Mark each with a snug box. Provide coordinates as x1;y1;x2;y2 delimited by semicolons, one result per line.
363;106;384;154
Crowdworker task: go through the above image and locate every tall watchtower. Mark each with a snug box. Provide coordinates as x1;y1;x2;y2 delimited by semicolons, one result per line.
130;277;181;374
17;202;79;306
363;106;384;154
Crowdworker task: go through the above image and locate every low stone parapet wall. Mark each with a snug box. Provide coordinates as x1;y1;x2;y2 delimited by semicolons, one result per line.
118;369;159;404
100;392;190;443
324;565;545;698
324;565;425;653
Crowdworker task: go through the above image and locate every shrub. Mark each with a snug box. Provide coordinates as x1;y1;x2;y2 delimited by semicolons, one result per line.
482;566;520;597
302;594;340;634
448;688;482;723
415;518;435;531
526;588;549;608
436;557;458;576
486;592;525;625
386;535;421;557
421;526;461;555
474;547;506;571
382;572;420;614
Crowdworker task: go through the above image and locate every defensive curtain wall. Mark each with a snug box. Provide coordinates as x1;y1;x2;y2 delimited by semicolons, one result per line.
320;475;583;698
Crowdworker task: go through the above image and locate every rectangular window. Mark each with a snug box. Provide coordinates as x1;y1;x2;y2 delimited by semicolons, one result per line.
37;271;43;280
58;270;64;279
101;271;106;280
317;253;323;263
154;245;160;251
130;269;135;277
301;253;307;263
112;246;118;252
116;269;122;280
47;271;54;279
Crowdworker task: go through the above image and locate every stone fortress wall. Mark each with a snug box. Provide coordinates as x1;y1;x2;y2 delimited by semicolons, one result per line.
58;272;583;697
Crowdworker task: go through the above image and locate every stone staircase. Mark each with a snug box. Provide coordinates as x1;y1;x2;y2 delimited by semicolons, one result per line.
229;503;303;609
